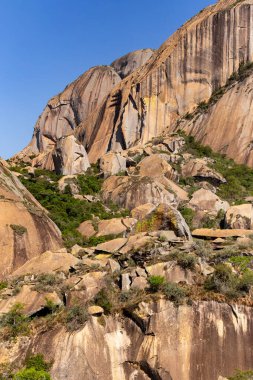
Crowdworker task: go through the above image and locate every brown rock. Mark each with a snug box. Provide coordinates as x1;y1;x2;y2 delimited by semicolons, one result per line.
192;228;253;238
11;250;80;277
111;49;154;78
95;238;127;253
181;158;226;185
135;203;191;240
0;161;62;278
225;204;253;230
88;305;104;316
100;152;126;177
131;277;148;290
102;175;177;210
77;221;96;238
189;189;229;215
0;285;61;316
96;218;137;237
131;203;156;220
52;135;90;175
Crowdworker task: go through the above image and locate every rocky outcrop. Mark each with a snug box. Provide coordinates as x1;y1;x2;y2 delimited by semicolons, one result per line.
102;175;177;210
52;135;90;175
0;161;62;278
111;48;154;78
189;189;229;215
225;204;253;229
100;152;126;177
179;70;253;166
3;300;253;380
75;0;253;164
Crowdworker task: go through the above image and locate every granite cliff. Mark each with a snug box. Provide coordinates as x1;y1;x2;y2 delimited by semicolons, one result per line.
3;1;253;379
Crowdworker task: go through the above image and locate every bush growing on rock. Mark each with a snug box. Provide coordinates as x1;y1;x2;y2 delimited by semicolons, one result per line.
162;282;187;306
13;367;51;380
65;304;89;331
0;303;29;338
148;276;165;292
228;369;253;380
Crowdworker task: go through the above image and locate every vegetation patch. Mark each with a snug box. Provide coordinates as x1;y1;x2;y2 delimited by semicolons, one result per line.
10;224;27;236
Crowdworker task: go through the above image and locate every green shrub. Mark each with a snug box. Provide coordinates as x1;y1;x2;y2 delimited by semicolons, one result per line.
10;224;27;236
0;303;29;338
0;281;8;290
162;282;187;306
237;270;253;293
94;289;113;314
77;175;102;195
13;367;51;380
228;369;253;380
178;207;195;230
148;276;165;292
176;253;196;270
25;354;50;372
65;305;88;331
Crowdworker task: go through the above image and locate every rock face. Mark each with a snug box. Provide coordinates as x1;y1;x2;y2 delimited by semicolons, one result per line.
179;70;253;166
225;204;253;229
102;175;177;210
189;189;229;215
15;49;154;169
4;300;253;380
111;48;154;78
0;161;62;278
75;0;253;164
52;135;90;175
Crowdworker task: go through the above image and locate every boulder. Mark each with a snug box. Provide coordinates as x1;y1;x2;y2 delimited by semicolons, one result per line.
181;158;226;185
225;204;253;230
106;258;121;273
11;250;80;277
73;271;106;302
131;203;156;220
0;285;62;316
95;238;127;253
88;305;104;316
53;135;90;175
58;175;79;194
77;221;96;238
192;229;253;238
135;203;191;240
131;277;148;290
102;176;177;210
146;261;195;284
100;152;126;177
120;233;154;254
189;189;229;215
96;218;137;237
136;154;177;181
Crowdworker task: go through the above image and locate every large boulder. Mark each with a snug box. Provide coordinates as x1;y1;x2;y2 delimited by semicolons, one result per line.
136;154;177;181
181;158;226;185
100;152;126;178
0;161;62;278
11;250;80;277
225;204;253;230
52;135;90;175
189;189;229;216
192;228;253;239
0;285;62;316
135;203;192;240
102;175;178;210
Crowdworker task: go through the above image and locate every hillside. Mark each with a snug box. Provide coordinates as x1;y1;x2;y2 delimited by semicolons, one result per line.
2;0;253;379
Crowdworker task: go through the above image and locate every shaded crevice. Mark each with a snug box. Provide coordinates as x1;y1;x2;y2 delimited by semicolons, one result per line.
123;308;152;335
124;360;171;380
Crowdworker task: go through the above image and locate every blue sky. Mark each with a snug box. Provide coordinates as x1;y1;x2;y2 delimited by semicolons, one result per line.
0;0;213;158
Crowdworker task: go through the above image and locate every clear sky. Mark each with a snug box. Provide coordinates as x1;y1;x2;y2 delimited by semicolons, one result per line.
0;0;213;158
